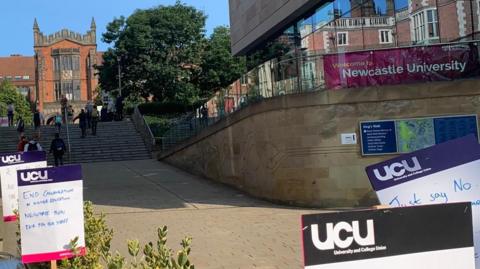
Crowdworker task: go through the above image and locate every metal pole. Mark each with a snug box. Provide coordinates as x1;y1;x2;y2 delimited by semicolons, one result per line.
117;56;122;97
64;107;71;155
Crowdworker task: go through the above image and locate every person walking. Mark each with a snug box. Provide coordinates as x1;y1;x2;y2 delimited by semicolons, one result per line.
54;113;62;133
49;133;66;167
7;103;14;127
16;116;25;137
91;105;99;135
33;109;42;131
24;134;43;152
17;136;28;152
86;101;93;128
77;109;87;138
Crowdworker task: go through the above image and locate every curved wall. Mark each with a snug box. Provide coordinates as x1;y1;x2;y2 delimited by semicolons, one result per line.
160;79;480;207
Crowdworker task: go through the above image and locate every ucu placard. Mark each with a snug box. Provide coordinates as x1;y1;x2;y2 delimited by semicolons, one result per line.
19;170;49;182
311;220;375;250
1;154;22;165
372;157;421;181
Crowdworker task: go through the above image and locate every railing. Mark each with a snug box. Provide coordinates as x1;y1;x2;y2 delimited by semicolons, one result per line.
132;105;156;151
325;16;395;29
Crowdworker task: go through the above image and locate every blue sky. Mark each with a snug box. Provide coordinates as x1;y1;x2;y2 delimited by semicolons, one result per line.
0;0;230;57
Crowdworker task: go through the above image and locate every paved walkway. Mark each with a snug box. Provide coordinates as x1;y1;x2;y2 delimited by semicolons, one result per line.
82;159;327;269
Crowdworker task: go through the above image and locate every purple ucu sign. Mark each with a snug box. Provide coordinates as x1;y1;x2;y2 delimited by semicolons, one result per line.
373;157;422;181
19;170;48;182
1;154;22;164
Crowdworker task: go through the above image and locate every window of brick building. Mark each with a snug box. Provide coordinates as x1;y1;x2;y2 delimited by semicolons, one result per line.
337;32;348;46
379;30;393;44
412;8;439;43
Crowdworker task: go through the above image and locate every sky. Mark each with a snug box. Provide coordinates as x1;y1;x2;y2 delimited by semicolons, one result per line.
0;0;230;57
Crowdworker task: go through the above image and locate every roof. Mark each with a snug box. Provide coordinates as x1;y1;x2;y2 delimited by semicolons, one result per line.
0;56;35;83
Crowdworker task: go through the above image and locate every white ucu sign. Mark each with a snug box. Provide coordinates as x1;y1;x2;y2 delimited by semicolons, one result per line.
1;155;21;164
311;220;375;250
373;157;422;181
20;170;48;182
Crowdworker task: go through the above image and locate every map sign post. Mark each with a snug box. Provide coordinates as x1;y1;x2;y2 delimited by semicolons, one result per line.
0;151;47;221
366;135;480;268
17;165;85;264
302;203;475;268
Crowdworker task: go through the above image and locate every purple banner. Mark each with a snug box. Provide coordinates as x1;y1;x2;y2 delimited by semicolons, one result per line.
0;151;46;167
324;43;480;89
365;135;480;191
17;165;82;187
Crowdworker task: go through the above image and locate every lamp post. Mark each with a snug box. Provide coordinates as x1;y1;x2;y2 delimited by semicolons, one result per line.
117;55;122;97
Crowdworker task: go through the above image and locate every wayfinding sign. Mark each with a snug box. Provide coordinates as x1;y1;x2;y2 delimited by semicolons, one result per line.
302;203;475;269
17;165;85;263
360;114;478;155
365;135;480;268
0;151;47;221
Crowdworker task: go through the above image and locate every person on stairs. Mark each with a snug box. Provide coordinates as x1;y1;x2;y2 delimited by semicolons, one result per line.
77;109;87;138
24;134;43;152
7;103;14;127
49;133;67;167
16;116;25;138
17;136;28;152
91;105;99;135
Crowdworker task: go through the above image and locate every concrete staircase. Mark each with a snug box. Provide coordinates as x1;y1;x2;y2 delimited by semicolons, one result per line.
0;120;151;165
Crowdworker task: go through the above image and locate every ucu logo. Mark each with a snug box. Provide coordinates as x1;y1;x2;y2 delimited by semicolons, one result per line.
373;157;421;181
20;171;48;182
311;220;375;250
1;155;22;164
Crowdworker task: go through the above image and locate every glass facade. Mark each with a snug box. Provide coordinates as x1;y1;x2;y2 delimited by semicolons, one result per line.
52;48;81;101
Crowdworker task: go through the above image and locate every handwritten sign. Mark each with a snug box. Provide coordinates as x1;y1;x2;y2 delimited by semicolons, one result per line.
302;203;475;268
366;135;480;268
17;165;85;264
0;151;47;221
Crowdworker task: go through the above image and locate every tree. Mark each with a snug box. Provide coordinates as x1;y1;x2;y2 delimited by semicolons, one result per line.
197;26;246;98
0;80;32;124
98;1;207;105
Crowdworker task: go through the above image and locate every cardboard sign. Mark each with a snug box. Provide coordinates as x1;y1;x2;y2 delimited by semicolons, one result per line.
365;135;480;267
17;165;85;263
0;151;47;221
302;203;475;269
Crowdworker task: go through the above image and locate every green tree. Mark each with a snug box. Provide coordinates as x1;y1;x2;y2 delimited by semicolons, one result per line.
0;80;32;124
98;1;207;106
197;26;246;98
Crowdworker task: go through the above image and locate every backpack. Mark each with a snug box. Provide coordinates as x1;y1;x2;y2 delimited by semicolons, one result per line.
27;142;39;152
53;139;65;153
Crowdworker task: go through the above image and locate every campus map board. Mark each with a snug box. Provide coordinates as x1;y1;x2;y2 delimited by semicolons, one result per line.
0;151;47;221
365;135;480;268
360;114;478;155
302;203;475;268
17;165;85;263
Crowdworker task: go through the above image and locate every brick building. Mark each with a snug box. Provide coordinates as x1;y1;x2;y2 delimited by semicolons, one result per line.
0;19;102;118
34;18;101;117
0;55;36;102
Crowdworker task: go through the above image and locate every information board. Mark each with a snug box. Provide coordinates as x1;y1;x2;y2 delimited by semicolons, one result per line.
17;165;85;264
0;151;47;221
365;135;480;268
360;114;478;155
302;203;475;269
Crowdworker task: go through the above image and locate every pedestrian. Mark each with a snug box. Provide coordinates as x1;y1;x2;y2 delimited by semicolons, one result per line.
33;109;42;131
49;133;66;167
24;134;43;152
16;116;25;137
115;95;124;121
77;109;87;138
17;136;28;152
7;103;14;127
54;112;62;133
201;105;208;126
91;105;99;135
86;101;93;128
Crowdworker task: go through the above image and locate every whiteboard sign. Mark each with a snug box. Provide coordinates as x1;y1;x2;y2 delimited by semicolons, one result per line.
341;133;357;145
17;165;85;264
302;203;475;269
366;135;480;268
0;151;47;221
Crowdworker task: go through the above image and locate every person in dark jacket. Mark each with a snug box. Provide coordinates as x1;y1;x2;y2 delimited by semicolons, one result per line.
16;116;25;137
49;133;67;167
77;109;87;138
